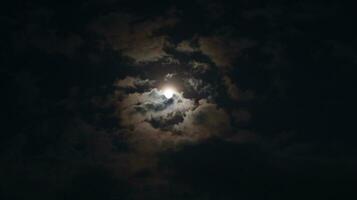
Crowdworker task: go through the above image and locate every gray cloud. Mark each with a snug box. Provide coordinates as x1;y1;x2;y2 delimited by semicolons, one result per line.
232;109;252;123
90;13;178;63
199;36;256;68
223;76;255;101
176;40;196;53
115;76;155;89
174;99;231;139
190;61;210;73
185;78;214;97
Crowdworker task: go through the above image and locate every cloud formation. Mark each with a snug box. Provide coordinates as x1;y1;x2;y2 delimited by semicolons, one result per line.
176;40;196;53
115;76;155;89
91;13;178;63
118;88;194;128
199;36;255;68
114;75;232;147
4;1;355;199
174;99;231;139
223;76;255;101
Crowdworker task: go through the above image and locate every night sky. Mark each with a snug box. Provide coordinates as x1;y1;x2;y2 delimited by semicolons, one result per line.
1;0;356;199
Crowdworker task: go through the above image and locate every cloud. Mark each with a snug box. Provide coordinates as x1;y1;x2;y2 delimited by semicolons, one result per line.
118;88;195;128
223;76;255;101
115;76;155;89
199;36;255;68
176;40;196;52
225;129;259;143
174;99;231;139
190;61;210;73
164;73;175;81
196;0;225;20
232;109;252;123
117;85;231;146
184;78;213;96
90;13;178;63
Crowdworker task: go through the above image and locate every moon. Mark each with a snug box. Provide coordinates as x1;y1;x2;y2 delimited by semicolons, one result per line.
162;87;176;98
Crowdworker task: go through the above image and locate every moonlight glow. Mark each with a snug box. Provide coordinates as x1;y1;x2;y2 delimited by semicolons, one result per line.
162;87;176;98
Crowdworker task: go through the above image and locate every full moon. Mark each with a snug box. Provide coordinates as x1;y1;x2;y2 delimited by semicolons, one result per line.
162;87;176;98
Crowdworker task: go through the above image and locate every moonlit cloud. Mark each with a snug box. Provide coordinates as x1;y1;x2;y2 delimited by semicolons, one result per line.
185;77;214;97
118;88;195;129
115;75;232;145
174;99;231;139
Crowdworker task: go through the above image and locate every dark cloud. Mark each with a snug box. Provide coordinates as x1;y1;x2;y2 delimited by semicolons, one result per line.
199;36;256;68
115;76;155;89
190;60;210;73
223;75;255;101
174;99;231;139
90;12;178;63
160;138;356;199
184;77;214;97
2;0;356;199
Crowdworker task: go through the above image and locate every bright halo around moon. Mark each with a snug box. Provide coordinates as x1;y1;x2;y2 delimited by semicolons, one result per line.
162;86;176;98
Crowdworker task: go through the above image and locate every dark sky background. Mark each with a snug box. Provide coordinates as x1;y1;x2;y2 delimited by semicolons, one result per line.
1;0;356;199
